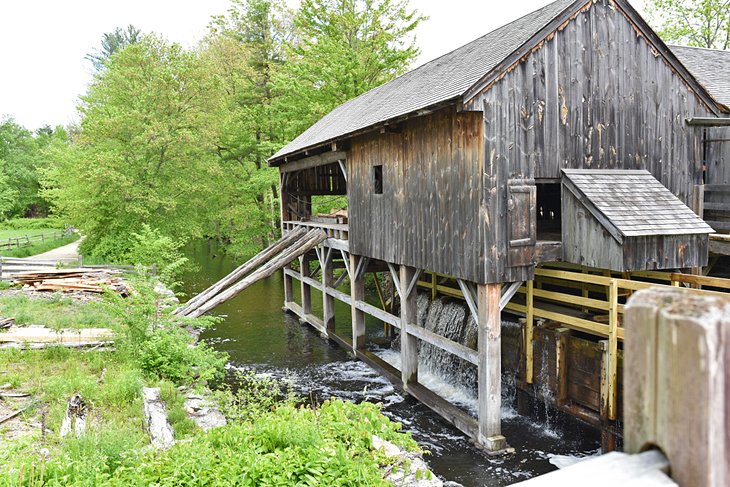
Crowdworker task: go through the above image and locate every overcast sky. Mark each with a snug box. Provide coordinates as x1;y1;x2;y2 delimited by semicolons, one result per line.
0;0;648;130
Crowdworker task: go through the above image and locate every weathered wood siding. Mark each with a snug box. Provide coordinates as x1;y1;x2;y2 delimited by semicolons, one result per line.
348;107;484;283
562;187;709;270
467;0;716;281
706;127;730;185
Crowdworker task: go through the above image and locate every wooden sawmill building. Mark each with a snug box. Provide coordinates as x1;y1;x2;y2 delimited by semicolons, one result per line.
268;0;730;452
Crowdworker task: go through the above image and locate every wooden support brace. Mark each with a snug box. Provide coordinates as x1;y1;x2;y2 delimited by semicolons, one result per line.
499;281;523;311
457;279;479;319
607;279;619;420
338;160;347;183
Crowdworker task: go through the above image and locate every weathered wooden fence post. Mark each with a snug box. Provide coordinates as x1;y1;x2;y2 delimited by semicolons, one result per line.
624;288;730;487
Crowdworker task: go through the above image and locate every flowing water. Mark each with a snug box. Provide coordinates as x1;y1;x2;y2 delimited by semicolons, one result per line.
181;241;600;486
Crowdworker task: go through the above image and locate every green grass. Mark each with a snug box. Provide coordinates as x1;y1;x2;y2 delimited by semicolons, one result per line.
0;294;116;330
0;278;421;487
2;233;79;258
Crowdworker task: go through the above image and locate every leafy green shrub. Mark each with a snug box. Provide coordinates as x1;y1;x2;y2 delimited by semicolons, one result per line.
103;273;226;385
0;217;65;230
138;328;226;384
124;224;189;287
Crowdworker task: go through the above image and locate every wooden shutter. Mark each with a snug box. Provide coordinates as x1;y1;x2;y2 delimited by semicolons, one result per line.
507;179;536;267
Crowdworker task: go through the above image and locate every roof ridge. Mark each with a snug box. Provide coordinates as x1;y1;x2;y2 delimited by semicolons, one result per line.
669;44;730;54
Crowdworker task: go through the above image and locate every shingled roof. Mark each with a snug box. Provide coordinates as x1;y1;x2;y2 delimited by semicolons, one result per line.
269;0;576;162
561;169;713;240
671;45;730;108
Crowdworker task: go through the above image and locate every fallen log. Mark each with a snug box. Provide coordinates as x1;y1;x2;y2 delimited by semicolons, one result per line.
0;318;14;329
187;229;327;318
142;387;175;450
175;227;307;317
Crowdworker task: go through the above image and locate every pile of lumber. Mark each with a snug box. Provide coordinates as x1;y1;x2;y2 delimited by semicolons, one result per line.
12;269;129;295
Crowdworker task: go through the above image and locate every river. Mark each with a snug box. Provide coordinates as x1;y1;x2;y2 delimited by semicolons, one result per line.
180;241;600;486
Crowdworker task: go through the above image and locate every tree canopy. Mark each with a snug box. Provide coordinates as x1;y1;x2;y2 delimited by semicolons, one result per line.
36;0;424;262
647;0;730;49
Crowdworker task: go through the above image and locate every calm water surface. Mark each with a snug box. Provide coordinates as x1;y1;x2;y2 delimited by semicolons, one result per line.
181;241;600;486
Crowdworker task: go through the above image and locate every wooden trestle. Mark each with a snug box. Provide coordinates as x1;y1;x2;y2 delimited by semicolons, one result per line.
280;222;730;453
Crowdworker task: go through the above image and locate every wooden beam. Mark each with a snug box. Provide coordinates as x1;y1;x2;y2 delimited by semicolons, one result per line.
525;280;535;384
499;281;523;311
400;265;419;388
300;254;312;316
350;254;366;351
321;247;335;334
280;151;347;173
457;279;479;318
477;283;506;452
337;159;347;183
686;117;730;126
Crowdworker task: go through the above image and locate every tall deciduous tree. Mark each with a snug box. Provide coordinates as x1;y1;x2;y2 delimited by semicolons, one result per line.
44;36;226;261
86;24;143;71
0;118;64;218
204;0;292;253
646;0;730;49
279;0;425;136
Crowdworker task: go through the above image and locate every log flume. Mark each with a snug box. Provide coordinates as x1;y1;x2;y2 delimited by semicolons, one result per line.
178;228;327;318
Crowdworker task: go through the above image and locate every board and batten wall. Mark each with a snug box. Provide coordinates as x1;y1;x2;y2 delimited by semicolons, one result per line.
348;107;485;283
463;0;716;281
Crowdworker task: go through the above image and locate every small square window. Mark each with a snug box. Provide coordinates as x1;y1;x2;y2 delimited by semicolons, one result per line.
373;165;383;194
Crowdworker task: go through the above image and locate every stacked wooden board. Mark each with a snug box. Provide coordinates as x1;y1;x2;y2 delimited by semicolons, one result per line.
11;269;129;295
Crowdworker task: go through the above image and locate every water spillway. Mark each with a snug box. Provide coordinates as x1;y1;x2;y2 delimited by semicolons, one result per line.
181;241;601;486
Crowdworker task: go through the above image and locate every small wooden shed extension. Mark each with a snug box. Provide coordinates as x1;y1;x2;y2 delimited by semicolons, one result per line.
561;169;713;271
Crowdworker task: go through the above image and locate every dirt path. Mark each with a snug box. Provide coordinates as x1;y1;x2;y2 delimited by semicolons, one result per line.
25;237;83;261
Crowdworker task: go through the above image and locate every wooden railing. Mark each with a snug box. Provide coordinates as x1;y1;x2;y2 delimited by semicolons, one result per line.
417;264;730;421
282;220;349;241
0;228;74;251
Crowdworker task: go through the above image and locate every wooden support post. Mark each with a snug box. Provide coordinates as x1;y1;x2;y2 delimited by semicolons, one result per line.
525;279;534;384
607;279;618;421
399;265;419;388
322;249;335;334
283;264;294;306
431;272;437;300
477;283;506;452
555;327;570;407
350;254;365;351
300;254;312;317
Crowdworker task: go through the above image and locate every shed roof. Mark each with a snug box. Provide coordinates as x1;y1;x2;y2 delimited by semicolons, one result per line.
270;0;576;162
671;45;730;108
561;169;713;240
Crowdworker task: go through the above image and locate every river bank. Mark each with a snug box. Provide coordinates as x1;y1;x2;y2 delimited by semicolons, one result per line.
0;273;438;486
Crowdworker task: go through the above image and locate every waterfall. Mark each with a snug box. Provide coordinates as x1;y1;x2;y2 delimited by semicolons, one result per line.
390;293;518;415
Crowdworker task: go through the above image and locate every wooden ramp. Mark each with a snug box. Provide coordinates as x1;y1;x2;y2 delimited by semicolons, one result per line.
176;228;327;318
